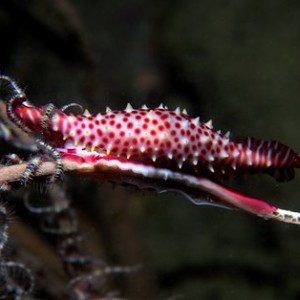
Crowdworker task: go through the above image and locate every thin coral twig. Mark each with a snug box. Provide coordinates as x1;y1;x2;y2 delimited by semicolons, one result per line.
0;160;78;190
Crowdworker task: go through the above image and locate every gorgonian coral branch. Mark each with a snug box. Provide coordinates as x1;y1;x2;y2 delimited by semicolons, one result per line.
0;160;76;190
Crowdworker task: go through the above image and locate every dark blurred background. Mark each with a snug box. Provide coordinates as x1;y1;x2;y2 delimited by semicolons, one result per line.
0;0;300;299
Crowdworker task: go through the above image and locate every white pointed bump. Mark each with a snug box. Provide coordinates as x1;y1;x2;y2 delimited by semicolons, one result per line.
208;165;215;173
224;131;230;139
233;149;240;157
83;109;91;117
266;159;272;167
125;103;133;111
148;110;155;118
182;108;188;115
223;139;230;146
192;117;200;126
207;155;215;162
175;107;181;114
158;103;164;109
167;152;173;160
192;158;198;166
106;106;112;113
205;119;213;129
152;155;157;162
140;146;146;153
142;104;148;109
220;150;229;159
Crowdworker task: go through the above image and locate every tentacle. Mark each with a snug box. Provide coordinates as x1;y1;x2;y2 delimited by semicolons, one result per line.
0;75;32;133
18;139;64;186
41;103;56;131
41;210;78;235
61;102;83;113
58;234;97;266
0;261;34;298
0;197;34;298
0;203;9;257
36;139;64;183
15;140;62;187
0;75;24;98
20;156;42;186
23;184;135;298
69;264;141;299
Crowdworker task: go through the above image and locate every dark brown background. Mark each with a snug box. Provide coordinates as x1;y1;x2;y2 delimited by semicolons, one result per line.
0;1;300;299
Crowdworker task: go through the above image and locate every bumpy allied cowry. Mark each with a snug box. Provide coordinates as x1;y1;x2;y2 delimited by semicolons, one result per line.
2;75;300;225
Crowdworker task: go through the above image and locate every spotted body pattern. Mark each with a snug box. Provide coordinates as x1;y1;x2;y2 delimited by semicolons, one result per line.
15;103;300;182
2;75;300;225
